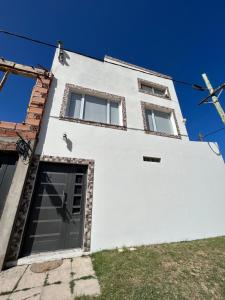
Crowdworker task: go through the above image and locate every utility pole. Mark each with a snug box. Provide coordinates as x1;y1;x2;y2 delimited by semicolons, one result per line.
199;73;225;126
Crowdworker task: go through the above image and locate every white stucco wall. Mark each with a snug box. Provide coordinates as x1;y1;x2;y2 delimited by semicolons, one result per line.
36;50;225;252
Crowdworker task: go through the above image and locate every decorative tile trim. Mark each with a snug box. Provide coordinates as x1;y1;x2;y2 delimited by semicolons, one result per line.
60;83;127;130
7;155;95;262
40;155;95;252
141;101;181;139
138;78;171;100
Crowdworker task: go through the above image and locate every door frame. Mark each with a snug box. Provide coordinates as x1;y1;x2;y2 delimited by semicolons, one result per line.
13;155;95;261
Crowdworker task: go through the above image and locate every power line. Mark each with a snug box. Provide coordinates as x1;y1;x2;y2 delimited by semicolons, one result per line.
204;127;225;138
0;29;204;89
202;127;225;139
1;29;224;141
0;29;103;62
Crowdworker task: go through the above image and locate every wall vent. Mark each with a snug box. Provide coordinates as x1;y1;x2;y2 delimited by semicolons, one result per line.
143;156;161;163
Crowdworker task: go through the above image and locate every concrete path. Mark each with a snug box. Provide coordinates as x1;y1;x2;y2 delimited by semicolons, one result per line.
0;257;100;300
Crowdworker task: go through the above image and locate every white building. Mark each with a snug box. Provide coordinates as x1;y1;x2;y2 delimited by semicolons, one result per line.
13;50;225;260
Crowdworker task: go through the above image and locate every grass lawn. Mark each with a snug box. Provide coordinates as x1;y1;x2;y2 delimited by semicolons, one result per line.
77;236;225;300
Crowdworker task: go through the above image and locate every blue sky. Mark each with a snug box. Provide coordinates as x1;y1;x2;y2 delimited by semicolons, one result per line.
1;0;225;157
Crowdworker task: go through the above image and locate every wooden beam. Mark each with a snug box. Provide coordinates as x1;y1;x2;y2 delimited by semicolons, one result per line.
0;58;51;78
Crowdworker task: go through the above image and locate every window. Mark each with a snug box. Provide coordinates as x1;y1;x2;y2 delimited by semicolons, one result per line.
145;109;174;135
139;79;170;99
66;92;120;125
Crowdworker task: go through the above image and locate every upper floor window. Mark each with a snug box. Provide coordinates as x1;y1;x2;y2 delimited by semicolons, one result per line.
145;109;173;135
141;101;180;138
138;79;170;99
66;93;120;125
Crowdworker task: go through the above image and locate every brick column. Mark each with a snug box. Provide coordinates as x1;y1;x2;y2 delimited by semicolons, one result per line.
0;72;52;270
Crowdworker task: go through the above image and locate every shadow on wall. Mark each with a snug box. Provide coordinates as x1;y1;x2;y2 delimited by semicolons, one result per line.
63;134;73;152
60;50;70;66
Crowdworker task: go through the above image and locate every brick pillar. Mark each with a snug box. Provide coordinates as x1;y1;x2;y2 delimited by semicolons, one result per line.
0;73;52;270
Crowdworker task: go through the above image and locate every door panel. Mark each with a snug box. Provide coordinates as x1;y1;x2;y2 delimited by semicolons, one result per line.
0;152;18;217
21;162;87;256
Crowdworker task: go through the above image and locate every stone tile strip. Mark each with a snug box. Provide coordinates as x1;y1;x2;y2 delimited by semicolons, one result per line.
141;101;181;139
60;83;127;130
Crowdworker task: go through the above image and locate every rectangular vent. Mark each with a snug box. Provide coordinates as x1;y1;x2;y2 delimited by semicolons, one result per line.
143;156;161;163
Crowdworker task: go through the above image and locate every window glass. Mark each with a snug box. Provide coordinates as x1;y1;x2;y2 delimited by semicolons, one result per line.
110;102;119;125
153;87;165;96
141;84;153;94
140;82;168;98
84;95;107;123
67;93;82;118
66;91;120;125
154;110;173;134
145;109;154;131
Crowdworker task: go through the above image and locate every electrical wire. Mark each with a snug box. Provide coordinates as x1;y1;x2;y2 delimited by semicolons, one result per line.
202;127;225;138
0;29;204;89
3;29;224;140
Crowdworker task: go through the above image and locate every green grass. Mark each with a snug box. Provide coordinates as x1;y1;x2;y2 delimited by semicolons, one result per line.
76;237;225;300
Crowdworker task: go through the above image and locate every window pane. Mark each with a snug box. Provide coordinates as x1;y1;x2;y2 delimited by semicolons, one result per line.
145;109;154;131
67;93;82;118
153;87;165;96
154;110;173;134
110;102;119;125
84;95;107;123
141;84;153;94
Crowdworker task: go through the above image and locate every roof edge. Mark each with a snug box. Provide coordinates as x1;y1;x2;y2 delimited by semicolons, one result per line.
104;55;172;80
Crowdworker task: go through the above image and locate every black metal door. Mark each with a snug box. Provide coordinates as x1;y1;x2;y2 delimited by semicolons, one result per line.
0;152;18;217
21;162;87;255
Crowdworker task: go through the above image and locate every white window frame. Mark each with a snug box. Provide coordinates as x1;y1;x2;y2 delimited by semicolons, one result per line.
146;108;177;135
68;92;121;125
138;79;171;99
141;84;169;98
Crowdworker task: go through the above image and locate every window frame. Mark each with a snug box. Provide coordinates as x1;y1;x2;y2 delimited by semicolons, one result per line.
141;101;181;139
60;84;127;130
138;78;171;100
145;109;174;134
66;92;120;125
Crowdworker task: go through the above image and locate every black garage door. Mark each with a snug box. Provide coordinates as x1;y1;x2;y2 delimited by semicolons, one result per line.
21;162;87;256
0;152;18;217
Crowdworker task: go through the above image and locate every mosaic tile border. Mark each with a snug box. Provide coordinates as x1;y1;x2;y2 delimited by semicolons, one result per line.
141;101;181;139
59;83;127;130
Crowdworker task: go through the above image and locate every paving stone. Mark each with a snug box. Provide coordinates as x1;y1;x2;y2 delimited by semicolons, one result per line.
52;259;71;271
15;266;45;290
41;282;72;300
30;260;63;273
0;265;27;294
9;287;41;300
74;279;101;297
47;259;71;284
72;257;95;279
47;268;71;285
0;294;10;300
